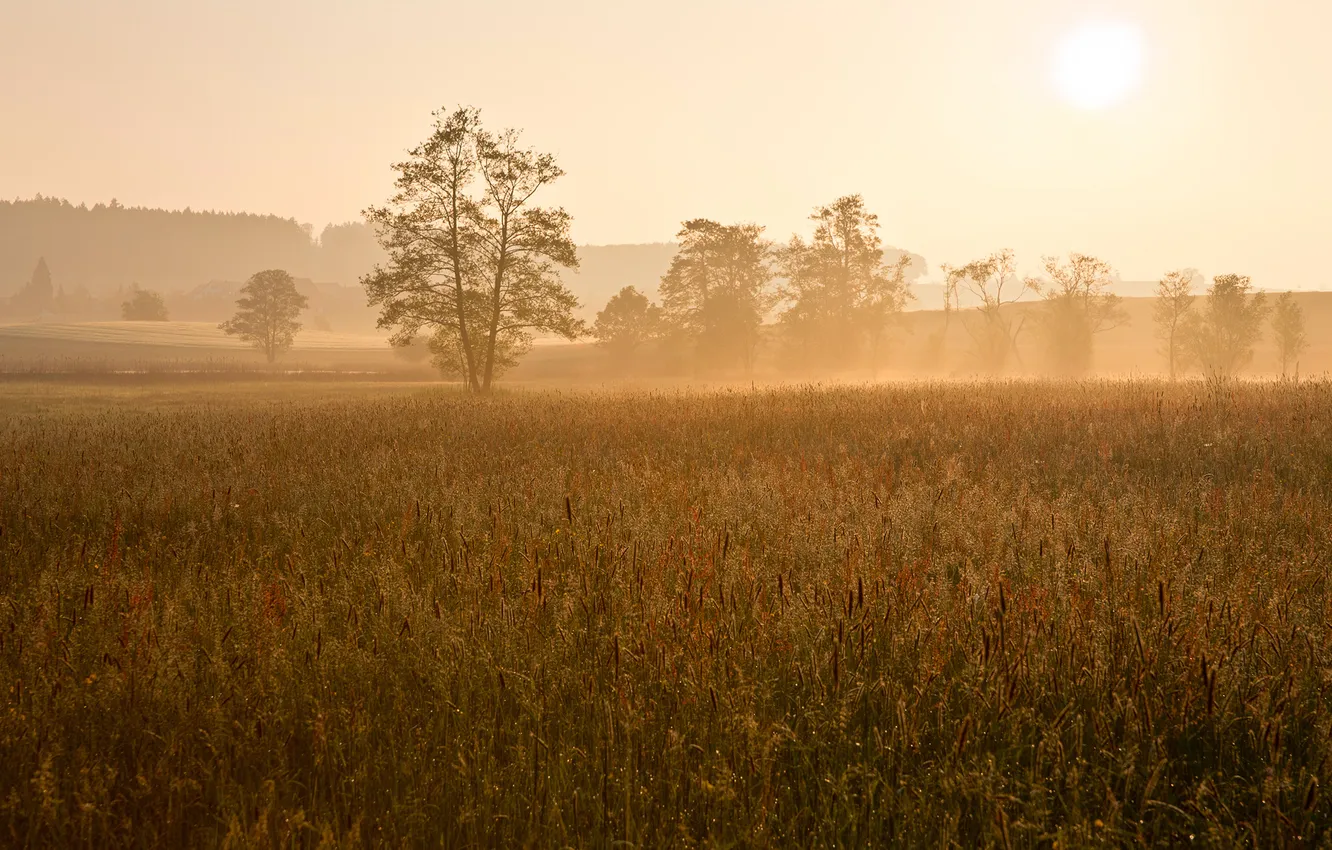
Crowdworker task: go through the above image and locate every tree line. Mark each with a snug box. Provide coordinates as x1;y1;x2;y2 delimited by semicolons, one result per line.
0;196;383;298
363;105;1309;390
1155;272;1307;380
6;108;1309;382
929;253;1305;379
362;107;926;389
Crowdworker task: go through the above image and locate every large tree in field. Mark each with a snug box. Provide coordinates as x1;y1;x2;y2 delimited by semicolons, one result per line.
659;219;773;374
363;106;583;392
777;195;912;372
220;269;308;363
1027;253;1128;375
941;249;1034;373
1181;274;1269;380
1153;268;1199;379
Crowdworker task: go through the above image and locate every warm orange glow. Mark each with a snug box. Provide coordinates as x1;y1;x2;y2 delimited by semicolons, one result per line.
1;1;1329;286
1052;22;1145;110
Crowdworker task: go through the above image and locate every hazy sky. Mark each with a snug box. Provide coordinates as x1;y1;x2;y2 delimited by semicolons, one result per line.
3;0;1330;286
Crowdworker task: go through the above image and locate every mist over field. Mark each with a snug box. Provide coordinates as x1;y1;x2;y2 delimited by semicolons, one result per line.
3;1;1332;846
2;194;1327;382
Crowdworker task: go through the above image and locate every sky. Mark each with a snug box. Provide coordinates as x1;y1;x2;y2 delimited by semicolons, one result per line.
2;0;1330;286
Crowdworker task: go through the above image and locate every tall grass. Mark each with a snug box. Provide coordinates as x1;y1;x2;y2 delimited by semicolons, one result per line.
1;380;1329;846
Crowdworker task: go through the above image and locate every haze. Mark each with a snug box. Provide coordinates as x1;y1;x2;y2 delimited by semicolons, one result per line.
3;0;1330;286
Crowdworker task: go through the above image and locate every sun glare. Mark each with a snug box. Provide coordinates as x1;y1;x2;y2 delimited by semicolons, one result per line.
1053;22;1145;110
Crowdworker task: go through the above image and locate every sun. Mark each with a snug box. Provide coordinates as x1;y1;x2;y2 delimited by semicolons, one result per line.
1052;22;1145;110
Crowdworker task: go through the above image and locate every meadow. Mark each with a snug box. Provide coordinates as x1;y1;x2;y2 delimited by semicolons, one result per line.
1;378;1330;846
5;290;1332;381
0;322;389;351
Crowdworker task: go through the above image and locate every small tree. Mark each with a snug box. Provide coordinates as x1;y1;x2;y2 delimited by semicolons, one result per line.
1180;274;1269;381
121;286;169;321
220;269;308;363
592;287;662;360
941;249;1034;373
1028;253;1127;375
1153;269;1199;379
1271;291;1308;378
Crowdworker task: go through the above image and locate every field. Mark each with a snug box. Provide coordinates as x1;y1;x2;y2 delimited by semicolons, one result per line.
0;322;391;351
2;377;1331;846
0;322;420;377
5;290;1332;382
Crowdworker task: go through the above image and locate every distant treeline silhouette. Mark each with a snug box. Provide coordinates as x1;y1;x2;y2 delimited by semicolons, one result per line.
0;196;383;296
0;196;687;325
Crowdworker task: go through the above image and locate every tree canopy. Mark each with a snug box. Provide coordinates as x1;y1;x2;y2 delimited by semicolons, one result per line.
658;219;773;374
363;106;583;391
1271;291;1308;377
592;286;662;359
0;197;337;294
1153;269;1200;379
121;287;169;321
219;269;309;363
941;250;1034;372
777;195;912;370
1028;253;1128;375
1181;274;1269;379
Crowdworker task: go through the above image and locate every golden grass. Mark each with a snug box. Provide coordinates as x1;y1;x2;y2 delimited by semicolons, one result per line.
0;378;1329;846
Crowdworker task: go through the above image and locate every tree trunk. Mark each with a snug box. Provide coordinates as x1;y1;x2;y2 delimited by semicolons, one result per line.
482;271;503;393
449;187;481;394
481;223;510;393
453;285;480;392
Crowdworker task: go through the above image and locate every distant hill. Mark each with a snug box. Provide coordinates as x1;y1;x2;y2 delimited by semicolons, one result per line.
0;197;675;323
0;201;601;329
0;196;320;295
168;278;379;333
0;197;387;315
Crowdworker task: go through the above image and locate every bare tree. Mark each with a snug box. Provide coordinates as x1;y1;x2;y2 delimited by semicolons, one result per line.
1271;291;1308;378
1152;269;1199;379
363;107;583;392
220;270;308;363
940;250;1035;373
1027;253;1128;375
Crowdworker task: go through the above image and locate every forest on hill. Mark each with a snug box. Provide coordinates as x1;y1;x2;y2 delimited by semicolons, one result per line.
0;196;934;334
0;197;686;327
0;196;379;295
